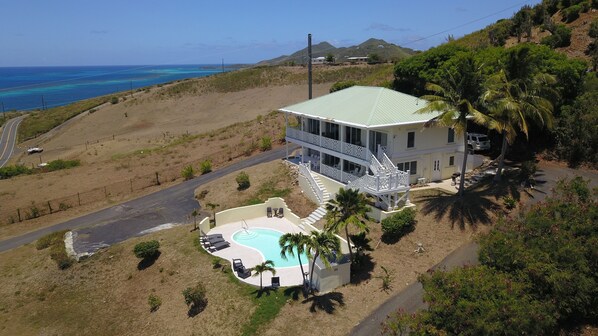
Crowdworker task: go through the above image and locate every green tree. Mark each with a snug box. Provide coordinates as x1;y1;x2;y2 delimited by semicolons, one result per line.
304;230;341;294
182;282;207;313
182;165;194;180
325;53;335;64
367;53;381;64
324;188;370;263
252;260;276;290
236;171;250;190
279;232;308;284
200;160;212;174
384;266;557;335
329;80;357;93
133;240;160;259
482;46;556;181
416;52;486;197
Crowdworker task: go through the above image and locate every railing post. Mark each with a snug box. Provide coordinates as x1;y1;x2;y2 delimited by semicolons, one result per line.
376;175;380;192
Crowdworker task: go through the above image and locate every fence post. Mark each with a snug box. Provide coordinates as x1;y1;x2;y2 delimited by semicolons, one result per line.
155;172;160;185
130;179;133;192
17;208;21;222
47;201;53;214
77;192;81;206
104;186;108;198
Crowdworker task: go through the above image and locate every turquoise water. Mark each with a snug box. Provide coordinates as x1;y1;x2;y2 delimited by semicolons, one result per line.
233;228;309;268
0;64;244;111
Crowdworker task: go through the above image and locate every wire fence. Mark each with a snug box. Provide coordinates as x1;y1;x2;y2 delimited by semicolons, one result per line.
0;141;270;225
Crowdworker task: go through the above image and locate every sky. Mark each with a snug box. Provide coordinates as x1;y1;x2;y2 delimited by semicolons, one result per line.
0;0;542;67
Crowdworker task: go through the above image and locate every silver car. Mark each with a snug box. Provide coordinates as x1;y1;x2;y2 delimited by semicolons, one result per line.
467;133;490;151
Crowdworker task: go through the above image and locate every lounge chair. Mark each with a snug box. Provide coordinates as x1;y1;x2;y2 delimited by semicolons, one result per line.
208;241;230;252
232;258;244;272
237;266;252;279
277;207;284;218
206;236;225;244
200;233;223;242
267;207;273;218
271;276;280;289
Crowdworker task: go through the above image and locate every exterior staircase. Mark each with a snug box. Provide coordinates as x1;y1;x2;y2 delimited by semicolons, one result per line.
298;166;331;230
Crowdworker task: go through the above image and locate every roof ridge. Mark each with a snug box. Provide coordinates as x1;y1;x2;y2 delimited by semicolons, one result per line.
365;87;384;126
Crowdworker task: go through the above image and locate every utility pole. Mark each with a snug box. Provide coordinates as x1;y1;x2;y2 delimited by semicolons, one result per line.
1;102;4;122
41;95;46;111
308;33;312;100
221;58;224;73
130;81;133;97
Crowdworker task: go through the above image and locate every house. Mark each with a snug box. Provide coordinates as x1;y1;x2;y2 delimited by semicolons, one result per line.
280;86;471;212
346;56;368;63
311;56;326;65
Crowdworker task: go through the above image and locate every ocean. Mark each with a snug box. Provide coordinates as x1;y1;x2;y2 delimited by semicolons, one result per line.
0;64;241;111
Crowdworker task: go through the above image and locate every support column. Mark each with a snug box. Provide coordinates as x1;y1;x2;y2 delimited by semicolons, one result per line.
285;113;289;160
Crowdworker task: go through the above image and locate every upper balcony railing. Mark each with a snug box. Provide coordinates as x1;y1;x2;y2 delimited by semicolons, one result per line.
286;127;369;161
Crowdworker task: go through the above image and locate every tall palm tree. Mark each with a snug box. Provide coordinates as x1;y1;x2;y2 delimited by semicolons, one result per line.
325;188;370;263
416;53;486;197
482;50;556;182
304;230;341;294
252;260;276;290
279;232;308;283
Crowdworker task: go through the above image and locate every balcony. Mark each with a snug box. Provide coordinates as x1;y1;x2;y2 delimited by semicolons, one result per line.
286;127;368;161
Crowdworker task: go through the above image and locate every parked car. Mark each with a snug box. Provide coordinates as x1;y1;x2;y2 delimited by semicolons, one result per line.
467;133;490;152
27;147;43;154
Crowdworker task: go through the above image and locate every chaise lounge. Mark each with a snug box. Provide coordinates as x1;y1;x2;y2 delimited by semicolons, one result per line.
277;207;284;218
267;207;273;218
208;241;230;252
237;266;252;279
271;276;280;289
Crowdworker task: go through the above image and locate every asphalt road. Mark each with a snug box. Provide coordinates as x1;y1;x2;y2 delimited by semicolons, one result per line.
349;242;480;336
0;116;25;168
0;145;296;254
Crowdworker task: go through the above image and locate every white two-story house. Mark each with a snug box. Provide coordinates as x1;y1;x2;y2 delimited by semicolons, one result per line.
280;86;466;211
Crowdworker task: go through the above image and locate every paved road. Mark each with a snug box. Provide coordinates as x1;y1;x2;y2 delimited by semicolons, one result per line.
0;116;25;167
526;161;598;206
350;242;480;336
0;145;296;254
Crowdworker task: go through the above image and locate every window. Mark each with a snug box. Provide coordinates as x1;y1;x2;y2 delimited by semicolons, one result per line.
448;128;455;143
397;161;417;175
345;126;362;145
449;156;455;166
407;132;415;148
307;118;319;135
323;122;339;140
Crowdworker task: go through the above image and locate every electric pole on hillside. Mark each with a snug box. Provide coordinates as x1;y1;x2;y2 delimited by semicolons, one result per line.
221;58;225;73
130;81;133;98
308;33;312;100
41;95;46;111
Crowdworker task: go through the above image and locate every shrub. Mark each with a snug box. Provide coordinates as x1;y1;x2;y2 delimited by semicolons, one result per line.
236;171;250;190
200;160;212;174
0;165;32;179
36;230;74;269
381;208;417;243
519;160;537;180
541;24;572;48
503;196;517;210
181;165;194;180
183;282;208;312
562;4;582;22
148;294;162;312
330;80;357;93
110;96;119;104
259;136;272;151
133;240;160;259
46;159;81;171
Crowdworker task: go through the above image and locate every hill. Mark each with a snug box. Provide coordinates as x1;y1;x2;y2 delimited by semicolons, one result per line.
259;38;416;65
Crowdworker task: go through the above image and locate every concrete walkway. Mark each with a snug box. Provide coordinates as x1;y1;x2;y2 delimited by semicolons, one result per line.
349;242;480;336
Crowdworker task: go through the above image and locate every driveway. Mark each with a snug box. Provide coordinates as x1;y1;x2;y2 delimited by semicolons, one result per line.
0;145;296;254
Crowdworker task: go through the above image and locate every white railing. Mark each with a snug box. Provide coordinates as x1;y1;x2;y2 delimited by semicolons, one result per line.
286;127;320;146
321;136;342;152
346;171;410;195
320;163;342;182
377;145;398;173
298;162;324;203
368;151;385;175
342;142;368;160
341;171;360;184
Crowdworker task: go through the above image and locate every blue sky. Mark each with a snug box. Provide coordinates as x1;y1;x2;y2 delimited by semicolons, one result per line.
1;0;541;66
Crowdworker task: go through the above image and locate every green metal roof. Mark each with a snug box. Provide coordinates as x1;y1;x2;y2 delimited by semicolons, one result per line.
279;86;439;128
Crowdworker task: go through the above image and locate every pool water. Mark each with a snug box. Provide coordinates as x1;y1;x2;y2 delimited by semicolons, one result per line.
232;228;309;268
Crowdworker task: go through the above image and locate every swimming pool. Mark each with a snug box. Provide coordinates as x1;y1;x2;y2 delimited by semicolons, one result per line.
232;228;309;268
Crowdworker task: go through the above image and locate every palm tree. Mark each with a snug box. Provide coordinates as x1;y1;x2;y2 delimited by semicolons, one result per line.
325;188;370;263
416;53;486;197
482;48;556;182
304;230;341;294
252;260;276;290
279;232;308;283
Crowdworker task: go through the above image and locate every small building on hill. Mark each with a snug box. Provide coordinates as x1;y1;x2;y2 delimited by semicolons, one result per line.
280;86;477;212
311;56;326;65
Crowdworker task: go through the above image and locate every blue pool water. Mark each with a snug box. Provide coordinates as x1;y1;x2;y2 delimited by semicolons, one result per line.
233;228;309;268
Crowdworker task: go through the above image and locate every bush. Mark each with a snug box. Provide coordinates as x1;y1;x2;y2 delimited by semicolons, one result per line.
330;80;357;93
46;159;80;171
200;160;212;174
236;171;250;190
562;4;582;22
259;136;272;151
181;165;194;180
381;208;417;243
519;160;537;180
503;196;517;210
110;96;119;104
183;282;208;313
541;24;572;48
133;240;160;259
36;230;74;270
148;294;162;312
0;165;32;179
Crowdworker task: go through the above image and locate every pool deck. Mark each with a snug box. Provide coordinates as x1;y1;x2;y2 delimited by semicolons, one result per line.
206;216;309;288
